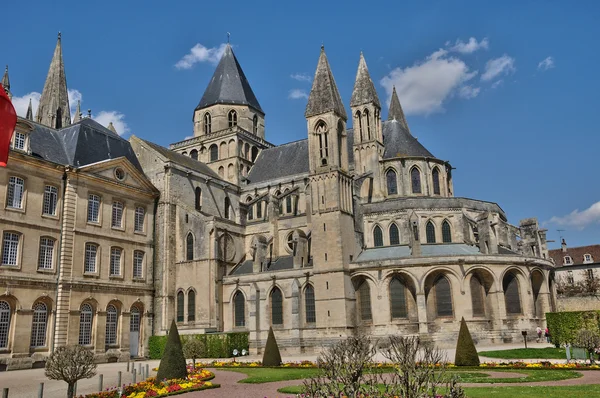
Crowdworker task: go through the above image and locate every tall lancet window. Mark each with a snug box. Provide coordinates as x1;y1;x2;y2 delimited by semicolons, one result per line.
228;110;237;127
203;113;211;134
316;121;328;165
253;115;258;134
355;111;363;141
411;167;422;194
364;109;371;140
432;167;441;195
386;169;397;195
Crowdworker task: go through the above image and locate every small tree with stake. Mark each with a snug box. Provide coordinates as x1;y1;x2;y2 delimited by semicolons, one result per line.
575;329;600;364
45;345;97;398
183;338;206;369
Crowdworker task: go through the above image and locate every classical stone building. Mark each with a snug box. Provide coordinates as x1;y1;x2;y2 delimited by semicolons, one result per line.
0;35;158;370
134;44;556;353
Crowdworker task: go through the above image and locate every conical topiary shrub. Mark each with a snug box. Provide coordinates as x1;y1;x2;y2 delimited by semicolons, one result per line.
454;317;480;366
262;326;282;366
156;320;188;381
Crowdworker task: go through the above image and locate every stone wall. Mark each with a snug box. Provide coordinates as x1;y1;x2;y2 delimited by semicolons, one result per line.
556;295;600;312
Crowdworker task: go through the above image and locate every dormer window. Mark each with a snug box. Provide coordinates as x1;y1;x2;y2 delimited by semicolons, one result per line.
584;254;593;263
564;256;573;265
13;132;25;150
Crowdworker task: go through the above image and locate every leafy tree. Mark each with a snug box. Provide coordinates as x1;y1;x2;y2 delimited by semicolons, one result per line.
575;329;600;364
156;320;188;381
45;345;97;398
454;317;480;366
183;338;206;368
262;326;282;366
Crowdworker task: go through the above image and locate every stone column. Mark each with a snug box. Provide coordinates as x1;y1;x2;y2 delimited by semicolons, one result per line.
95;311;106;355
416;293;428;334
12;309;33;356
489;290;506;332
121;312;131;356
66;310;80;345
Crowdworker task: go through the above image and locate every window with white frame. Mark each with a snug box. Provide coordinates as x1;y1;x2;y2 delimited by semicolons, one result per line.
588;269;595;279
564;256;573;265
134;207;145;232
105;305;118;345
110;247;122;276
30;302;48;348
2;232;19;265
84;243;98;273
0;301;10;348
42;186;58;216
6;176;24;209
13;132;26;150
38;237;54;270
87;194;100;223
584;254;593;263
111;201;123;228
133;250;144;279
78;303;93;345
567;270;574;284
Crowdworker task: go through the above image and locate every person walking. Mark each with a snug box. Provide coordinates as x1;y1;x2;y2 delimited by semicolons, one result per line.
545;327;550;343
536;326;543;343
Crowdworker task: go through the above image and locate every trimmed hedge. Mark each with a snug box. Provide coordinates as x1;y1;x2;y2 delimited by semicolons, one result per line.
149;332;249;359
546;311;600;345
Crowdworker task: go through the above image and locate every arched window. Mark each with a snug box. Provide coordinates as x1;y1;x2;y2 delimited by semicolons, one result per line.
253;115;258;134
209;144;218;162
386;169;397;195
470;275;485;317
305;285;316;323
251;146;259;162
316;121;328;165
130;307;140;336
503;273;522;314
176;291;184;322
390;277;407;319
195;187;202;210
224;197;230;219
79;303;93;345
357;281;372;322
0;301;9;348
105;305;118;345
389;224;400;245
234;291;245;327
186;233;194;261
373;225;383;247
442;220;452;243
355;111;363;141
188;290;196;322
204;113;211;134
364;109;371;140
228;110;237;127
426;221;436;243
432;167;440;195
270;287;283;325
286;196;293;214
411;167;422;194
30;302;48;348
434;276;453;317
190;149;198;160
256;201;262;219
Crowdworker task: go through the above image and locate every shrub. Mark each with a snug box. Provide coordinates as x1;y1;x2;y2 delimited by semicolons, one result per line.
262;327;282;366
148;332;249;359
454;317;480;366
156;320;188;382
546;311;600;345
183;338;206;367
45;345;97;398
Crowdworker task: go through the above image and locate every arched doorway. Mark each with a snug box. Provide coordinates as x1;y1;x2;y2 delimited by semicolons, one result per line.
129;306;141;357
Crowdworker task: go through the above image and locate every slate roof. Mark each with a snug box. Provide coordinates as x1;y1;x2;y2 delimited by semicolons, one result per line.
195;44;263;114
382;119;434;158
548;242;600;267
387;86;409;130
230;255;295;275
305;47;347;119
136;138;220;178
26;117;142;171
354;243;482;263
247;139;309;184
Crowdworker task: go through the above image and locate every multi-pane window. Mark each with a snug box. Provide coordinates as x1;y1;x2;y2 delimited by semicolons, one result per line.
503;273;521;315
186;233;194;261
389;224;400;245
79;304;93;345
110;247;122;276
426;221;436;243
228;110;238;127
133;250;144;279
14;132;25;150
43;186;58;215
435;276;453;317
432;167;441;195
87;194;100;223
234;291;245;327
84;243;98;273
442;221;452;243
411;168;421;194
105;305;118;345
188;290;195;322
204;113;211;134
0;301;10;348
38;237;54;270
567;271;574;284
176;291;184;322
564;256;572;265
305;285;316;323
30;303;47;348
386;169;397;195
271;287;283;325
130;307;140;333
373;226;383;247
358;281;372;322
584;254;593;263
2;232;19;265
588;269;595;279
111;201;123;228
6;176;24;209
134;207;145;232
390;278;407;319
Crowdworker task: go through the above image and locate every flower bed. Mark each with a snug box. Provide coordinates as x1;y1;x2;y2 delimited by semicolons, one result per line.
80;366;218;398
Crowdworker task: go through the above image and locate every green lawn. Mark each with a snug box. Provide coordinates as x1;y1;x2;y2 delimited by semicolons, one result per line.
478;347;566;360
218;367;322;383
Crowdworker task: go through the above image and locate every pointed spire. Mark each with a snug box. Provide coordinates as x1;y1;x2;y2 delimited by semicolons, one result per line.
387;86;409;131
72;99;82;123
305;46;347;120
350;53;380;108
36;32;71;128
2;65;11;99
26;99;33;120
195;43;263;114
107;122;117;134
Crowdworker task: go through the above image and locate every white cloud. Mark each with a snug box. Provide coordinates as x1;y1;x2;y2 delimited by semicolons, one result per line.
11;92;41;118
449;37;489;54
491;80;503;89
68;89;83;119
175;43;227;69
481;55;516;81
458;85;480;99
288;89;308;100
548;201;600;230
291;73;312;82
380;49;478;115
538;56;555;71
94;111;130;136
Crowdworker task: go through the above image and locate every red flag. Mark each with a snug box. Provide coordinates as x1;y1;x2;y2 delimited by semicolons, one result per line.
0;85;16;167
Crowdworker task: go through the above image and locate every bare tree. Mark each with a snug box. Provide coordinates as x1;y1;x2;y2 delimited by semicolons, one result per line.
45;345;97;398
575;329;600;364
183;338;206;368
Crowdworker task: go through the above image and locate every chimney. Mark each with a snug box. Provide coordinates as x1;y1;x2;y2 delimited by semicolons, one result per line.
561;238;567;253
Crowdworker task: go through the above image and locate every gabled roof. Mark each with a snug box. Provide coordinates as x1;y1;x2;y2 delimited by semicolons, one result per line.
305;47;347;119
350;53;380;109
549;244;600;267
382;119;434;159
247;139;309;184
195;44;263;114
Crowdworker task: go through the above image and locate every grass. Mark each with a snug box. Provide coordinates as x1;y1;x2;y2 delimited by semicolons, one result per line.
478;347;566;360
218;367;322;383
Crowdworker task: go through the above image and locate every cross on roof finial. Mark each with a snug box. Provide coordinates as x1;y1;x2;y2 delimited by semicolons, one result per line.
227;32;231;44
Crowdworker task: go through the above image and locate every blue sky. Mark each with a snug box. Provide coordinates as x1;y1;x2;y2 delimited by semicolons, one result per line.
3;0;600;249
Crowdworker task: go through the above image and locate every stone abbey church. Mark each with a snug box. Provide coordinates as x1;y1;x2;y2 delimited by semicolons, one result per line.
0;34;555;369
